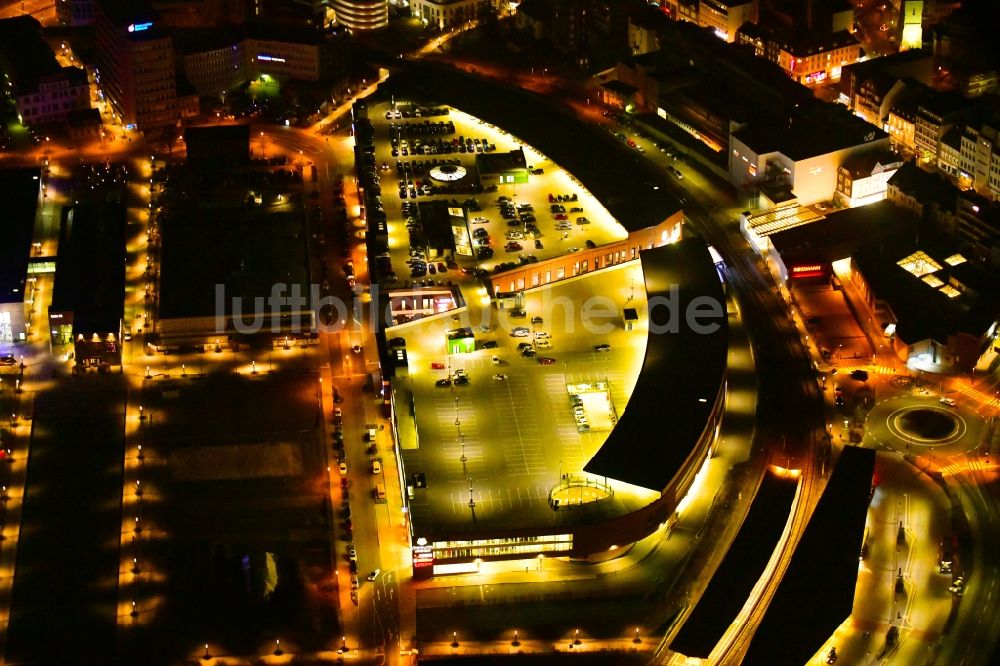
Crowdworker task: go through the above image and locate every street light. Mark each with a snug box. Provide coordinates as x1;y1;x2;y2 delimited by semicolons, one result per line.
451;631;459;648
512;628;520;647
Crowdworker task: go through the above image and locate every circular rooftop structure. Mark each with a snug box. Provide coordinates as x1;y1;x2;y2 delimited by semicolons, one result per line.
429;164;467;182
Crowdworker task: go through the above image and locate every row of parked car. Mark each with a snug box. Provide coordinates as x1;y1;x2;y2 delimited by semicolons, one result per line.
384;106;449;120
390;120;456;137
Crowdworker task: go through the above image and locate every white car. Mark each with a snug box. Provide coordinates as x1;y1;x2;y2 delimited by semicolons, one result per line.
535;340;552;349
940;397;957;407
505;231;525;240
534;331;551;339
473;217;489;224
339;462;348;475
511;327;530;337
492;374;507;381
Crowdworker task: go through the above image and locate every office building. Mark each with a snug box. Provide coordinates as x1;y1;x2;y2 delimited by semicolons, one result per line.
409;0;488;30
94;0;198;128
331;0;388;30
698;0;757;42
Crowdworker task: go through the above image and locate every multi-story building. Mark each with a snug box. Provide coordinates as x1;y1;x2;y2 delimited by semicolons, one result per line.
840;49;934;111
736;20;861;85
409;0;488;29
730;103;890;206
94;0;196;128
0;17;91;126
628;4;669;55
331;0;388;30
178;28;246;95
938;114;1000;201
698;0;756;42
834;150;903;208
912;90;967;165
57;0;97;25
0;168;41;347
178;22;348;96
516;0;590;57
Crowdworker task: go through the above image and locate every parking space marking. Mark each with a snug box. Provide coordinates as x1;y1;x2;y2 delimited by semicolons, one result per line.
449;486;549;514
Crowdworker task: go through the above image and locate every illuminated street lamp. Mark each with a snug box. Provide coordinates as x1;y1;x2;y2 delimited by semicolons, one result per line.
451;632;459;648
512;629;520;647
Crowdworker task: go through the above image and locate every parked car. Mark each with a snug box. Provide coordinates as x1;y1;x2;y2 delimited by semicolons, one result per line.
511;327;530;337
538;357;557;365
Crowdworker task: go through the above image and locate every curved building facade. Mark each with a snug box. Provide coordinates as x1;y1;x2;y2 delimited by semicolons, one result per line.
332;0;388;30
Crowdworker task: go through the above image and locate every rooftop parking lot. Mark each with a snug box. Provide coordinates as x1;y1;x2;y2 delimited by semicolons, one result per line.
365;100;628;295
391;261;658;537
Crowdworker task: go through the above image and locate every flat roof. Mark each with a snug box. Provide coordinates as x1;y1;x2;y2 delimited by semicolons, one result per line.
0;168;40;305
768;200;914;264
50;202;126;334
158;169;309;320
583;239;728;492
733;103;888;161
474;148;527;175
670;470;799;658
382;62;683;234
853;231;1000;342
0;16;62;91
743;446;876;666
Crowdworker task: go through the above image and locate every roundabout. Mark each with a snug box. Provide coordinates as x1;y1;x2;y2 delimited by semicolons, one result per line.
866;395;984;454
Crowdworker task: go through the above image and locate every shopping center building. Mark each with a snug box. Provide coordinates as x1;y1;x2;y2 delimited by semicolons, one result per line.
354;66;731;576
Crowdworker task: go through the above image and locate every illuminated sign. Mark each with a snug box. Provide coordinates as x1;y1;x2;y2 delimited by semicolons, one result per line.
805;70;828;84
257;55;286;63
412;545;433;568
791;264;826;278
127;22;153;32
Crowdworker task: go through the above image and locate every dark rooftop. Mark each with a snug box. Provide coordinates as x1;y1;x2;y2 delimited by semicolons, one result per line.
887;161;958;211
474;148;527;175
743;446;875;666
769;200;915;266
0;16;62;91
671;469;799;658
853;228;1000;343
839;150;903;179
0;168;40;305
158;171;309;320
733;102;887;160
50;202;126;335
584;238;728;491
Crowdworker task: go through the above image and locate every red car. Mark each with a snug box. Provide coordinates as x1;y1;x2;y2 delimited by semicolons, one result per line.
554;213;568;220
431;361;445;369
538;357;557;365
504;242;523;252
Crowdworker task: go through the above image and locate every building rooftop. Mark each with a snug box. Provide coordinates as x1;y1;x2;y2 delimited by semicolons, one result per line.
50;202;126;335
733;102;887;161
840;48;933;85
887;161;958;211
584;239;728;491
474;148;527;175
854;229;1000;343
839;149;903;179
0;16;63;92
671;470;799;659
0;168;40;305
743;446;875;666
158;167;309;320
